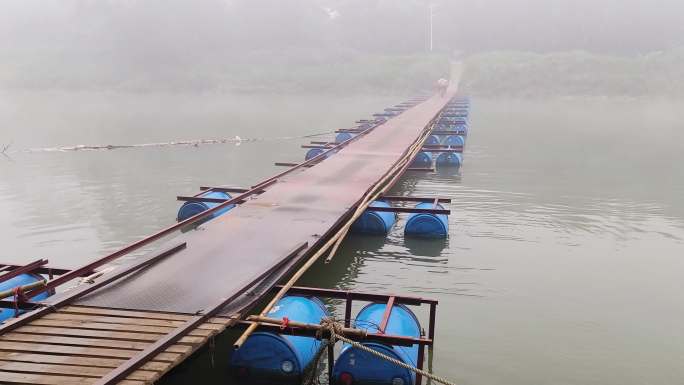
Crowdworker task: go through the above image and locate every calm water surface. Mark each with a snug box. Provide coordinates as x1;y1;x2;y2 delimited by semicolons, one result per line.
1;92;683;385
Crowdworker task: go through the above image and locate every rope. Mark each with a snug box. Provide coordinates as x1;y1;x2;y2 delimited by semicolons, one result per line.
12;286;27;318
320;317;458;385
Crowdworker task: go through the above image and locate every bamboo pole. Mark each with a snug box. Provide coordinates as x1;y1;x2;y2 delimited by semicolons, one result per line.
0;280;46;301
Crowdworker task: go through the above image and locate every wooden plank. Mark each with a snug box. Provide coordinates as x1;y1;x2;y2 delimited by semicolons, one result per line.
14;325;203;344
42;313;224;331
28;319;213;337
0;334;192;354
59;305;230;325
0;341;181;362
0;371;143;385
0;361;156;381
60;306;232;326
61;307;192;322
0;352;167;371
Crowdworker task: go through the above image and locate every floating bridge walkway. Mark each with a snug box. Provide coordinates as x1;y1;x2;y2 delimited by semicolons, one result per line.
0;76;462;384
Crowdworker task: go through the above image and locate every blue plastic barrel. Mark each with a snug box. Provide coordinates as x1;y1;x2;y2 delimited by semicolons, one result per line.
305;148;326;161
230;296;328;384
436;152;462;167
335;132;355;144
410;152;432;168
332;303;421;385
351;201;396;235
0;274;50;322
177;191;234;222
404;202;448;238
443;135;465;147
425;135;440;146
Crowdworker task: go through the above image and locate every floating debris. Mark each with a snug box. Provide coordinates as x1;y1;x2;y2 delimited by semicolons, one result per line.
22;131;334;153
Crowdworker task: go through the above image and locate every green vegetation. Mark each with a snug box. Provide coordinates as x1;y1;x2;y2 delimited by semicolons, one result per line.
221;54;451;94
461;48;684;97
1;53;450;95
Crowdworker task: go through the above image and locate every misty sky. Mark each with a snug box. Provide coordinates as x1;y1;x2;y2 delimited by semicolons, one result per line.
1;0;682;56
1;0;683;92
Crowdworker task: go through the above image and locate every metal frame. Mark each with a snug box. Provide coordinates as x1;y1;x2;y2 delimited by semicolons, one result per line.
367;206;450;215
430;130;467;136
421;148;463;153
265;285;438;385
270;285;438;338
0;263;91;277
0;259;47;284
380;195;451;204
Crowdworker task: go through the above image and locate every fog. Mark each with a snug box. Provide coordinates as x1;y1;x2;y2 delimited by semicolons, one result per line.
1;0;683;94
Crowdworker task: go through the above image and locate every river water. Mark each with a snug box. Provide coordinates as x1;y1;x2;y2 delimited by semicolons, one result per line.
1;91;683;385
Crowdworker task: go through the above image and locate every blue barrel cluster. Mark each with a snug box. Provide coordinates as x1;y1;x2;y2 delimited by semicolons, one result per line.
302;101;417;162
230;296;424;385
332;303;422;385
230;296;329;384
0;273;51;322
351;200;448;239
412;96;471;170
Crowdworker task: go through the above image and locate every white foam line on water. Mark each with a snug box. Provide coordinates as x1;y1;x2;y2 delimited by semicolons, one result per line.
17;130;335;153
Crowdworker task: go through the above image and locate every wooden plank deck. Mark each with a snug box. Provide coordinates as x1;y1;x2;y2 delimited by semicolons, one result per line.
0;306;231;384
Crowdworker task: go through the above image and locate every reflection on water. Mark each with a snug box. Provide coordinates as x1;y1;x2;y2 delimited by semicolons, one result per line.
1;94;684;385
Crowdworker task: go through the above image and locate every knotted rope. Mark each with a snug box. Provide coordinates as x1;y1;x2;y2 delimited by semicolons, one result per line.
318;317;459;385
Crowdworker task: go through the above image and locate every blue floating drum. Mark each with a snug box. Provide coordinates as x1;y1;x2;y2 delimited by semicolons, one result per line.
177;190;234;222
332;303;422;385
351;201;396;235
435;152;462;168
410;152;432;168
404;202;448;238
230;296;329;384
443;135;465;147
335;132;355;143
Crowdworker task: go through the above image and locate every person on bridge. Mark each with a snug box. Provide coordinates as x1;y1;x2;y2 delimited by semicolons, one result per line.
437;78;449;97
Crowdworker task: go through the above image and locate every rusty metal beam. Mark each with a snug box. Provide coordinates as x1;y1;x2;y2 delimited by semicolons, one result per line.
366;206;450;215
378;296;395;334
421;148;463;153
273;285;438;305
0;264;90;277
430;130;467;136
176;196;242;204
0;259;48;284
380;196;451;204
274;162;315;168
423;144;464;150
231;318;433;347
198;186;251;193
